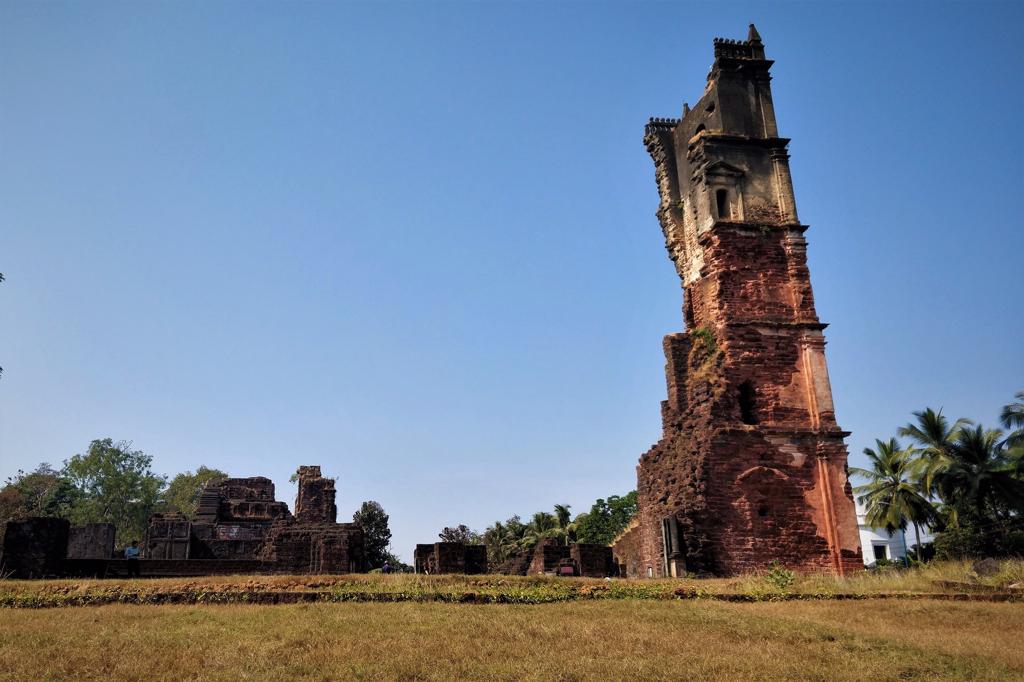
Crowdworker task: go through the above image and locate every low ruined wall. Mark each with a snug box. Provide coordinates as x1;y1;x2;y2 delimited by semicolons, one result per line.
414;543;487;574
527;541;570;575
0;518;70;578
259;521;365;574
571;544;614;578
67;523;115;560
611;521;643;577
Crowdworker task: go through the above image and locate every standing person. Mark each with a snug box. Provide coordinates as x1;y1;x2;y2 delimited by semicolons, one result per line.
382;560;392;574
124;540;141;578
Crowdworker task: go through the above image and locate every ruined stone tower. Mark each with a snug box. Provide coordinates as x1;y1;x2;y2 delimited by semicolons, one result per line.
294;465;338;524
611;26;862;577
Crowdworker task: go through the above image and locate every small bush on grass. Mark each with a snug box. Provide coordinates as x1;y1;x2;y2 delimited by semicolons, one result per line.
763;562;795;591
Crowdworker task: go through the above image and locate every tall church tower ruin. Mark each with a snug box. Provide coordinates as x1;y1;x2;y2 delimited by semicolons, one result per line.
611;26;862;576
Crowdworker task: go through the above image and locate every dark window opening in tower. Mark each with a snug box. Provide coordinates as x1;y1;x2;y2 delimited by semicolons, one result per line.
716;189;730;219
694;123;706;136
758;506;770;518
738;380;758;424
705;101;715;114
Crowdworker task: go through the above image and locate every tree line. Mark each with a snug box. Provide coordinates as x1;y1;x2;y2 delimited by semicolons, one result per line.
0;438;401;568
436;492;638;567
852;391;1024;561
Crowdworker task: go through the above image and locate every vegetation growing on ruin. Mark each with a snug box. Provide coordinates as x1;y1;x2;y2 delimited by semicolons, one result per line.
689;326;717;360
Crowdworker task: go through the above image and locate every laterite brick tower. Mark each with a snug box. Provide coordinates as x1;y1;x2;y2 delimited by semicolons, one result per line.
611;26;862;577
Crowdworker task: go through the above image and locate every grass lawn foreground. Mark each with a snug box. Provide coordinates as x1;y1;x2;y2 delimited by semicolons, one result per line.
2;562;1023;681
2;600;1023;681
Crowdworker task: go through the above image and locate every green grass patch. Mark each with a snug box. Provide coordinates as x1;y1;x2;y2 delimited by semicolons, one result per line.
2;560;1021;608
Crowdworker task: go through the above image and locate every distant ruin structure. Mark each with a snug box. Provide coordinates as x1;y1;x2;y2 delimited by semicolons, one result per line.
145;466;363;574
489;540;616;578
611;26;862;577
294;465;338;523
413;542;488;575
0;465;364;578
0;518;71;579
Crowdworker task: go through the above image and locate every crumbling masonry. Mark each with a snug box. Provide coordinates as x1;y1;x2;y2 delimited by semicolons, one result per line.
611;26;862;577
146;466;363;574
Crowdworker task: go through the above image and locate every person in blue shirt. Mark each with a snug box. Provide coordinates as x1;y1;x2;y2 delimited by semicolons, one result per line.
124;540;141;577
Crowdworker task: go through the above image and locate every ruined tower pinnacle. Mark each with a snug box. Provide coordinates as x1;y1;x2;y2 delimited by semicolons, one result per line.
612;27;863;578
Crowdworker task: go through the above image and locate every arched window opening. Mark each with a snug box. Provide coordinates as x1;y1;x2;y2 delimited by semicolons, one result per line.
758;506;770;518
716;188;730;219
694;123;706;136
738;381;758;425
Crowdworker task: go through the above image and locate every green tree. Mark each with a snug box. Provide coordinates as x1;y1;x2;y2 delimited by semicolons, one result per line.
482;515;537;565
933;426;1024;520
353;500;392;569
162;466;227;518
574;491;638;545
62;439;166;544
850;438;935;562
898;408;971;497
1000;391;1024;450
551;504;574;544
438;524;480;544
0;464;80;523
526;511;558;545
383;551;412;572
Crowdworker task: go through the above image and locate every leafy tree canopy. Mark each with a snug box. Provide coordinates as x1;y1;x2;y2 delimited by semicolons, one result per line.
574;491;638;546
0;463;80;524
162;466;228;518
438;524;480;544
353;500;392;569
855;391;1024;561
61;438;166;544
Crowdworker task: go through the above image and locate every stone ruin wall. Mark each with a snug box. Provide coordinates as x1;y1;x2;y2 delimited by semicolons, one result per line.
413;542;487;575
0;517;70;579
484;539;614;578
294;465;338;524
144;467;363;574
67;523;116;560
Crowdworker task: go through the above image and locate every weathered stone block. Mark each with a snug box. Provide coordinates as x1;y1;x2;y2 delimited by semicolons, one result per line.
67;523;115;559
294;465;337;524
0;518;70;578
413;542;487;574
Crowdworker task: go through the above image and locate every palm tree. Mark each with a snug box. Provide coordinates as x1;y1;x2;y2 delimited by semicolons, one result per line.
502;516;531;554
934;425;1024;520
1000;391;1024;449
483;521;507;563
527;511;558;545
553;504;571;529
898;408;972;496
851;438;936;562
553;504;572;545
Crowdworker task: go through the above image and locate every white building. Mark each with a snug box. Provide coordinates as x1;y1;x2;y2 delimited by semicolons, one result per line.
856;501;933;566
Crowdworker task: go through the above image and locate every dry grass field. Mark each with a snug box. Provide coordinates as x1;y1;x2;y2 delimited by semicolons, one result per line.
2;599;1023;681
2;562;1022;681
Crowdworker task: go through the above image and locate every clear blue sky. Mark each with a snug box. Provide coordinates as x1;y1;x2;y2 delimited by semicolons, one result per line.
2;1;1021;560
